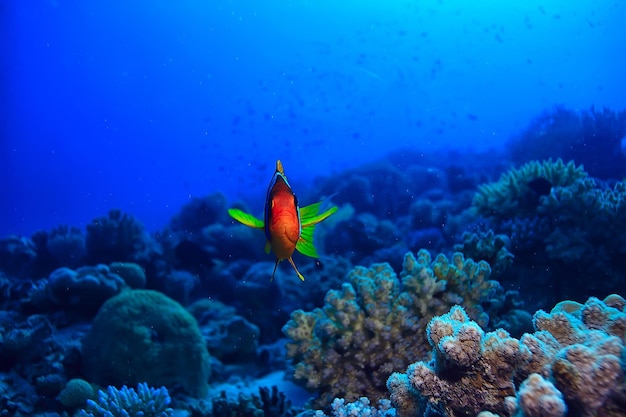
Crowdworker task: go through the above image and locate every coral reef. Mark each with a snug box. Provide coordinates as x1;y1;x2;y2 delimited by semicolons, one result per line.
57;378;95;408
78;383;173;417
453;230;514;280
387;295;626;417
503;373;566;417
81;289;211;397
0;235;38;279
473;158;626;307
208;386;298;417
188;298;260;365
283;250;501;408
473;159;586;221
314;397;395;417
46;264;128;314
32;225;87;274
388;306;531;417
86;209;161;266
508;106;626;180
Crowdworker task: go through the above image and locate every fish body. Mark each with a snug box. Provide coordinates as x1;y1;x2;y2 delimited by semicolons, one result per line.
228;160;337;281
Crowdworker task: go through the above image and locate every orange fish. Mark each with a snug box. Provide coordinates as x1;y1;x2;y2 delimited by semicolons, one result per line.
228;160;337;281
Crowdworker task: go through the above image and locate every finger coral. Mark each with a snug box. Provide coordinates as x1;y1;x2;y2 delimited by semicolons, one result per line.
283;250;502;409
387;294;626;417
78;383;173;417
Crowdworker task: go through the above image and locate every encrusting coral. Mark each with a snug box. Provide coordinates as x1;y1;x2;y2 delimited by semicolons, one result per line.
387;294;626;417
283;249;502;409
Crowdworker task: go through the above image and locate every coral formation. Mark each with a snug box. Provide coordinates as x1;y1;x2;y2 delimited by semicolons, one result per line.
78;383;173;417
473;158;626;308
473;159;586;221
57;378;95;408
508;106;626;180
47;264;127;314
81;289;211;397
283;250;501;408
387;295;626;417
86;209;160;265
453;230;514;280
209;386;298;417
314;397;395;417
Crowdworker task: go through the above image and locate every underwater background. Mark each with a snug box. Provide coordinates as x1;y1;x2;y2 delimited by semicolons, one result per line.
2;1;626;416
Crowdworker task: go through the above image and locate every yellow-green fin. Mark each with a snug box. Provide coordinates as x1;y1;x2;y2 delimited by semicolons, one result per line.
300;203;338;227
296;226;319;258
296;203;337;258
228;208;264;229
264;241;271;254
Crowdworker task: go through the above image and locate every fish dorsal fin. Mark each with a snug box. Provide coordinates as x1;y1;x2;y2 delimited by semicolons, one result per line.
228;208;264;229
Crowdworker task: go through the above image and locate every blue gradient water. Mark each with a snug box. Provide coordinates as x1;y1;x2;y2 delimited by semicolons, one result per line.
3;0;625;236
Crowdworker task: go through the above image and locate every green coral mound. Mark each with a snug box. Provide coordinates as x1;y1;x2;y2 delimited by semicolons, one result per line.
282;250;501;408
81;289;211;397
473;158;586;219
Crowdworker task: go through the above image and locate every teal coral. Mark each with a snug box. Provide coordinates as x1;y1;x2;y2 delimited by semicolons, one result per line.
282;250;501;408
453;230;514;280
473;158;626;305
58;378;95;408
81;289;211;397
78;383;173;417
472;159;586;220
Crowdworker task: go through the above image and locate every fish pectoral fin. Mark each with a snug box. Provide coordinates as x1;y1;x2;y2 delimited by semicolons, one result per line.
300;203;338;227
287;257;306;281
296;226;319;258
228;208;264;229
264;241;272;254
296;203;337;258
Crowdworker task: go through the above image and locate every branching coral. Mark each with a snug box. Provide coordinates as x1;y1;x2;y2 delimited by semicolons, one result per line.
388;306;531;417
78;383;173;417
283;250;502;409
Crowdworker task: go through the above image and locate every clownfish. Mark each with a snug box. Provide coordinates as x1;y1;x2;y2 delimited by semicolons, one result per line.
228;160;337;281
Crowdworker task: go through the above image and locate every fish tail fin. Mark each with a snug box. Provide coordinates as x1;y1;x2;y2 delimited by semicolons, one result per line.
228;208;264;229
287;257;306;281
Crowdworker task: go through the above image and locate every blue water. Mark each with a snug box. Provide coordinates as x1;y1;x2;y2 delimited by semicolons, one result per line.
3;0;625;236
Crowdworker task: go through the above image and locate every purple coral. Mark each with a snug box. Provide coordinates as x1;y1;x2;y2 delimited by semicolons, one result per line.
388;306;531;417
504;373;566;417
388;295;626;417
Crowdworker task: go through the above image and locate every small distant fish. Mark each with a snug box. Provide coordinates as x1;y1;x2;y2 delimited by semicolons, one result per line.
228;160;337;281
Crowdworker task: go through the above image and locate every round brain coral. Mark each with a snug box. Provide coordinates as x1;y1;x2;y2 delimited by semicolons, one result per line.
81;289;211;397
